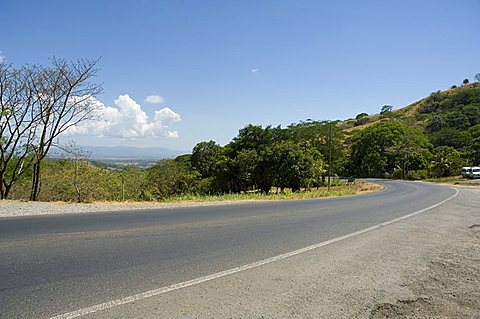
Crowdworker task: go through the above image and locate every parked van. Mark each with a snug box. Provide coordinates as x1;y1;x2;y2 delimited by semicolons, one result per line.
461;167;471;178
469;167;480;179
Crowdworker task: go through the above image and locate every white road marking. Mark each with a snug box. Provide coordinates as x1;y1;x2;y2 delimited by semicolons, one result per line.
49;187;459;319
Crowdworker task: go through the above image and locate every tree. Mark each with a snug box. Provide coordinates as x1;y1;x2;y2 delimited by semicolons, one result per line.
191;140;225;178
463;78;469;85
37;158;113;202
287;120;345;178
475;73;480;83
56;142;92;203
268;141;316;192
190;140;234;194
386;133;430;179
430;146;464;177
231;149;259;192
426;114;447;134
380;105;393;114
28;58;102;201
350;121;430;178
354;113;370;126
227;124;287;193
444;111;469;130
229;124;286;155
117;165;148;201
430;127;472;150
463;104;480;126
253;148;276;194
146;159;182;199
468;124;480;164
0;63;39;199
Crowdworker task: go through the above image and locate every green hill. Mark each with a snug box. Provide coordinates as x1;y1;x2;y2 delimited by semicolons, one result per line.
342;82;480;130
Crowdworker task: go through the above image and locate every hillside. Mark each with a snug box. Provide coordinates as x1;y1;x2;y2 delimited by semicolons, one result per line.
341;82;480;132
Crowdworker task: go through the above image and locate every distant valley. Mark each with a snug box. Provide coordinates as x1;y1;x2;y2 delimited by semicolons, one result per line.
54;145;187;167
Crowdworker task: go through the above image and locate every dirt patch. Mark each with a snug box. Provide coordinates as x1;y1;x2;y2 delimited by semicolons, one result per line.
370;297;435;319
369;224;480;318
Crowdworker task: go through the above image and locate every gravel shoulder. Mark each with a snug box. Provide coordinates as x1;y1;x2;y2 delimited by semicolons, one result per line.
0;199;258;218
83;186;480;319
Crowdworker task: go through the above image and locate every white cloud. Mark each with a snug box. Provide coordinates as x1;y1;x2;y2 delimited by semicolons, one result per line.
166;130;179;138
144;95;165;104
66;94;181;139
250;68;259;73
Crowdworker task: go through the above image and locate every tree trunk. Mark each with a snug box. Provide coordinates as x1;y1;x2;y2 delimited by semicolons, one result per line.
3;184;12;200
0;171;4;199
30;162;41;201
1;170;14;199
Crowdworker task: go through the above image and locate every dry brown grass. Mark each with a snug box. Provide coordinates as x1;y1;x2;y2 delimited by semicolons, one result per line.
347;181;383;193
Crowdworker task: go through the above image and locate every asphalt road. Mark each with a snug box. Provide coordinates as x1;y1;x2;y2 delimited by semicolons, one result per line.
0;180;456;319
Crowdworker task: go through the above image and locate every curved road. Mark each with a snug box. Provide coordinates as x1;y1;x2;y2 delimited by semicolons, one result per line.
0;180;456;318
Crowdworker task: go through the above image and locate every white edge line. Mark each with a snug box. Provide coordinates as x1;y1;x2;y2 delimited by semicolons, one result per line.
49;187;459;319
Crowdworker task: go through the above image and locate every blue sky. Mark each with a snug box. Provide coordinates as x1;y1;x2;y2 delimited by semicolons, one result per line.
1;0;479;151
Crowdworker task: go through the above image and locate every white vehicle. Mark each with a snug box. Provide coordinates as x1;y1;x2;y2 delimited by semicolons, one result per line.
468;167;480;179
461;167;471;178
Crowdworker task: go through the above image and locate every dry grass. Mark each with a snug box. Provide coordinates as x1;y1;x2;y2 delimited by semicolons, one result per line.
423;176;480;188
140;181;383;204
349;180;383;193
3;181;383;206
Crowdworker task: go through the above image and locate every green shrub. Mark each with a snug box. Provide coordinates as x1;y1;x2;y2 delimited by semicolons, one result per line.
391;169;404;179
407;170;428;180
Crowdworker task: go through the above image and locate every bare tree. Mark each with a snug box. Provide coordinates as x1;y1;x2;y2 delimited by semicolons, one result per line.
0;63;40;199
57;142;92;203
28;58;102;200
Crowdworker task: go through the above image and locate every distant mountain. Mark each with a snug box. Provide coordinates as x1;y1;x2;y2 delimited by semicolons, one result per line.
78;145;186;160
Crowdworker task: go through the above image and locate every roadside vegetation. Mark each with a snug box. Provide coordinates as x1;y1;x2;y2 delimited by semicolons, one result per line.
1;58;479;203
8;157;379;202
423;176;465;183
423;176;480;187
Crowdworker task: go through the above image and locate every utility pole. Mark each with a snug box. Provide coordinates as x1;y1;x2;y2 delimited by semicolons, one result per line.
328;123;332;192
